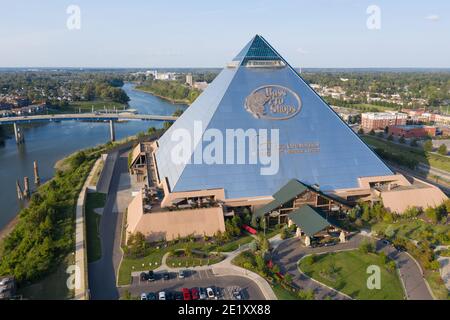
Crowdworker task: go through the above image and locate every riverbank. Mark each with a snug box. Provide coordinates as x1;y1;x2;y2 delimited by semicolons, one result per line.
134;86;193;105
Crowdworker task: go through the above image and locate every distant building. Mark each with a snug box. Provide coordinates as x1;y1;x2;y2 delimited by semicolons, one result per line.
361;112;407;131
186;73;193;86
193;81;208;91
388;125;436;138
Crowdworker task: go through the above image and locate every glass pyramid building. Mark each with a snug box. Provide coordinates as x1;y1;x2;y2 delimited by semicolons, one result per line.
154;35;394;201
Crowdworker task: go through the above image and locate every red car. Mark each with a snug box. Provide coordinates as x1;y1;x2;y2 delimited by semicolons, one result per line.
190;287;200;300
182;288;191;300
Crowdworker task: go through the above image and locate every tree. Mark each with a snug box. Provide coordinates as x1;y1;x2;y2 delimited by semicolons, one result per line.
298;289;315;300
410;138;418;147
369;129;375;136
423;140;433;152
359;239;374;254
387;134;394;141
358;128;364;134
438;144;448;156
280;227;289;240
399;135;406;144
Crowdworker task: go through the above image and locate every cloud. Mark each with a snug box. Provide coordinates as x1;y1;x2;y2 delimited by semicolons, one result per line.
296;48;308;55
425;14;440;22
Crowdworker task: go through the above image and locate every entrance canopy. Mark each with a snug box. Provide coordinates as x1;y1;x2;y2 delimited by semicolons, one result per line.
288;205;330;237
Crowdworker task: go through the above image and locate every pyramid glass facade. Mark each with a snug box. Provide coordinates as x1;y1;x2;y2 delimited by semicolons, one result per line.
155;35;393;199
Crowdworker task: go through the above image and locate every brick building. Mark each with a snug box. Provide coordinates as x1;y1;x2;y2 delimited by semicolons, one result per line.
361;112;407;131
388;125;436;138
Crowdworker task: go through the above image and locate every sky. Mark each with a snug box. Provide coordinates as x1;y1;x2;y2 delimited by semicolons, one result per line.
0;0;449;68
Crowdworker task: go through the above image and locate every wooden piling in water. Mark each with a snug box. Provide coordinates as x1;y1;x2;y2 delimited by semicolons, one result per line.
23;176;30;198
34;161;40;186
16;180;23;200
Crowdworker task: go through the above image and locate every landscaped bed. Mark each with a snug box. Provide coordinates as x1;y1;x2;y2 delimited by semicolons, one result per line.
298;250;405;300
166;249;224;268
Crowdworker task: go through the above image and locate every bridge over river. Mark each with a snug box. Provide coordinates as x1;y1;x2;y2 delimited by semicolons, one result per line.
0;113;179;143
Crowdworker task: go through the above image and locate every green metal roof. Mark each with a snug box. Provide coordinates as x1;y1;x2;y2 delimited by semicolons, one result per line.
288;205;330;237
254;179;307;218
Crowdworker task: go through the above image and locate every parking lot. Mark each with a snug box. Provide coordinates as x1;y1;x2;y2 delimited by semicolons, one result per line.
121;269;265;300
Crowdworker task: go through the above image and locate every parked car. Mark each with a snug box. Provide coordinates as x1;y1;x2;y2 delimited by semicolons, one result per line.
140;272;148;282
206;287;215;299
232;289;242;300
158;291;166;300
165;291;174;300
147;292;157;300
178;270;186;279
163;272;170;280
190;287;200;300
199;287;207;300
148;270;155;281
140;293;148;300
174;291;183;300
182;288;191;300
213;287;222;300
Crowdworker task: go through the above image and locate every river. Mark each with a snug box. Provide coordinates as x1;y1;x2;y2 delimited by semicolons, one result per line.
0;83;187;231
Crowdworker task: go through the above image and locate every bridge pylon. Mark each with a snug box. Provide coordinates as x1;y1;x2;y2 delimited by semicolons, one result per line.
13;122;25;144
109;120;115;142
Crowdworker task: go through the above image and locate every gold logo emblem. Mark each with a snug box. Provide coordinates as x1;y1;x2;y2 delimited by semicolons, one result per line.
244;85;301;120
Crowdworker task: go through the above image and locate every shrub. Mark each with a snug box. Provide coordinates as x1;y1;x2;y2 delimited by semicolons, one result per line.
303;254;316;266
438;144;448;155
386;260;396;272
298;289;315;300
359;239;375;254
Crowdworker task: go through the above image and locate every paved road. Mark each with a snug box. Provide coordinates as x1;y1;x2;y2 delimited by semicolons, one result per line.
272;234;433;300
122;269;265;300
89;150;138;300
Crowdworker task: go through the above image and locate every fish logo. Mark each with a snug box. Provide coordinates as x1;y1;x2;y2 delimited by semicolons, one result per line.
245;85;301;120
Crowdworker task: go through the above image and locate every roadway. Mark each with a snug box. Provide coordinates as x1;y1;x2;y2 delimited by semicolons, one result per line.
0;112;178;124
89;149;139;300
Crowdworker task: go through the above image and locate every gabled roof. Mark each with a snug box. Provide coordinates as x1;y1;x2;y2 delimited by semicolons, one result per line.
288;205;330;237
254;179;307;218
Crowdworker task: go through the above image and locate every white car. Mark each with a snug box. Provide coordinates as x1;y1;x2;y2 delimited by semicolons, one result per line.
140;293;148;300
158;291;166;300
206;287;215;299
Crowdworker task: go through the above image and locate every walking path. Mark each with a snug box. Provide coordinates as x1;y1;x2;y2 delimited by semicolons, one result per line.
88;149;143;299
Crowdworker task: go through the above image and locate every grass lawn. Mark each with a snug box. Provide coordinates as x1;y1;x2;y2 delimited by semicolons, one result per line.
353;103;397;112
214;235;254;252
85;192;106;263
298;250;405;300
371;220;450;245
90;159;104;187
118;234;256;286
166;249;224;268
49;100;126;114
271;283;300;300
425;270;449;300
362;135;450;173
18;254;75;300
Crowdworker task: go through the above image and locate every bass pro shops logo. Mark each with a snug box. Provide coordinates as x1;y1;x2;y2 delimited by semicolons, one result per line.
244;85;301;120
